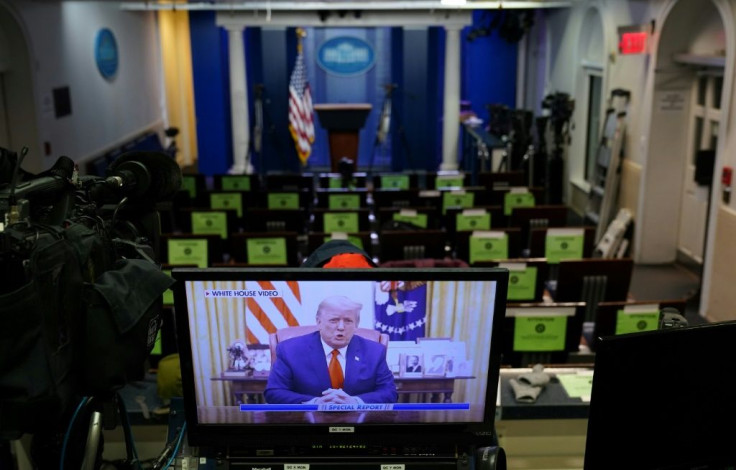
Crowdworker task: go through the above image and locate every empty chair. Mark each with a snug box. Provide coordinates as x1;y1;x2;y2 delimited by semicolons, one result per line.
242;208;308;234
227;231;301;266
502;302;586;367
310;208;372;233
378;229;449;262
452;227;523;264
552;258;634;322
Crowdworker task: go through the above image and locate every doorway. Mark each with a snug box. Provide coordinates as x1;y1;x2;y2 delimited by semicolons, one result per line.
678;71;723;266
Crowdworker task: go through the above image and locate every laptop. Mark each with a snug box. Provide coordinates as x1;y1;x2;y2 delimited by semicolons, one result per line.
171;267;509;466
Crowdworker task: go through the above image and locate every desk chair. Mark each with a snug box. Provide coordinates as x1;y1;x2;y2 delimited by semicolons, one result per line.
553;258;634;322
377;229;449;262
502;302;586;367
269;325;390;364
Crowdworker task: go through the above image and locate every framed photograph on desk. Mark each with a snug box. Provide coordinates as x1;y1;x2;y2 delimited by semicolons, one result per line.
400;353;424;377
425;354;448;377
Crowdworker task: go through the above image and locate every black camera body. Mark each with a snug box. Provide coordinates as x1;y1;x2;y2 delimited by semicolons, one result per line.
0;149;179;441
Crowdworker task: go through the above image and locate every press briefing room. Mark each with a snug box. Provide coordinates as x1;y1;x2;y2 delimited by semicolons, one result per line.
1;0;736;469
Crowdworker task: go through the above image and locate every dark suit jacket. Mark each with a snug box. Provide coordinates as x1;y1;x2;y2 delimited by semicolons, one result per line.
264;331;397;404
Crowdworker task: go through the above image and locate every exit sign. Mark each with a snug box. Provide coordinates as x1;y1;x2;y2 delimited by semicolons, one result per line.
618;24;651;55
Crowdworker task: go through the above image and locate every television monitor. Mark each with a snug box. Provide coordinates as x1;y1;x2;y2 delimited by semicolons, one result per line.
585;322;736;469
172;267;509;460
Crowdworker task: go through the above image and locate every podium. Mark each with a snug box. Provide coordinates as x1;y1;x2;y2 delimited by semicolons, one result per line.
314;103;372;172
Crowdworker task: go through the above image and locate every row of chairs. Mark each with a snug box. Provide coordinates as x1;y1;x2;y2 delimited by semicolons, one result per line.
181;170;529;194
155;223;598;270
500;298;687;368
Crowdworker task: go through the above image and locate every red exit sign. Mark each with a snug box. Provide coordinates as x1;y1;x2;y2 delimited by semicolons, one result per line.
618;28;649;55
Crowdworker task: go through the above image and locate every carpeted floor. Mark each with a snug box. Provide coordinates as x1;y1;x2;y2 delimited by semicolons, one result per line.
629;262;704;325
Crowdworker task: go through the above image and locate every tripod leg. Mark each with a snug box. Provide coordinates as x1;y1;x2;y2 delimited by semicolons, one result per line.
80;411;103;470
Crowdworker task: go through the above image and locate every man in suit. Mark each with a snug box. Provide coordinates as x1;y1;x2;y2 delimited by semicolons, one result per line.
264;295;397;404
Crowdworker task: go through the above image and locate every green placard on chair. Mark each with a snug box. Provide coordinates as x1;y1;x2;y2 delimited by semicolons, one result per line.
393;210;428;228
220;175;251;191
381;174;409;189
191;211;228;239
162;268;174;305
435;174;464;188
329;176;356;190
545;228;585;264
268;192;300;210
210;192;243;217
246;238;288;265
323;212;359;233
469;231;508;264
167;238;208;268
442;191;475;214
504;188;536;215
513;316;566;351
324;232;364;250
151;330;162;355
500;263;538;301
456;209;491;232
328;193;361;210
180;175;197;199
615;304;660;335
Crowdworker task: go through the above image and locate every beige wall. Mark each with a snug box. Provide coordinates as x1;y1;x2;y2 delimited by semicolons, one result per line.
705;206;736;322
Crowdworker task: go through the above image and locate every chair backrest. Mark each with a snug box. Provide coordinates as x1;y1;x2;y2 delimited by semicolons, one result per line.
269;325;389;364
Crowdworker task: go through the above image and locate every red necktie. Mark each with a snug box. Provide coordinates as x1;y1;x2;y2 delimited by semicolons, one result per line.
329;349;344;389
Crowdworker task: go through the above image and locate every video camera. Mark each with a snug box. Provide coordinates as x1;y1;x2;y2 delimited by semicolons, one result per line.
0;146;181;457
541;92;575;144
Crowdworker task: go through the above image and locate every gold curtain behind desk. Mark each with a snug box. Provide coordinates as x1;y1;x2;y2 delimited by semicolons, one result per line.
185;280;248;407
425;281;497;407
158;6;197;168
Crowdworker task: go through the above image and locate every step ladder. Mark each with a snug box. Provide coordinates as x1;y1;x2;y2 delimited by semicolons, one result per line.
584;89;631;243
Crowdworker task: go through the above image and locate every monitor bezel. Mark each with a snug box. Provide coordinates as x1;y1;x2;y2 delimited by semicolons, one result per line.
171;266;509;449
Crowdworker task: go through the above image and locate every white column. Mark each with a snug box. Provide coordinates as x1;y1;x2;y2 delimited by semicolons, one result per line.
440;25;462;171
226;26;253;174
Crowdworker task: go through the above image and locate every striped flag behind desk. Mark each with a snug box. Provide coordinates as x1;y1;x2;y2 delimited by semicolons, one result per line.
244;280;304;344
374;281;427;341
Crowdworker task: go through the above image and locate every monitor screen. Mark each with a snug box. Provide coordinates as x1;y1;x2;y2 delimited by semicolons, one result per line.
585;321;736;469
172;267;508;453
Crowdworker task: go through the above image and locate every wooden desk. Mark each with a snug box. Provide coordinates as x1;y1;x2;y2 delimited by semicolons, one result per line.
213;376;474;405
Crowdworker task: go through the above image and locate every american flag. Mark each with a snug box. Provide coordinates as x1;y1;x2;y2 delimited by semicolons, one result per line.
288;43;315;165
244;280;305;344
